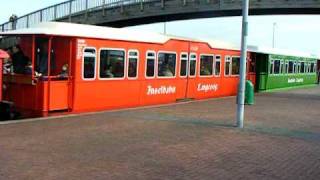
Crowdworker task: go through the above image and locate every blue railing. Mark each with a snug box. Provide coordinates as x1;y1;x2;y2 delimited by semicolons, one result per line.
1;0;159;32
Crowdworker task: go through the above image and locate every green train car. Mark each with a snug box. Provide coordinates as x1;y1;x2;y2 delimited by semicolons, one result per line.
250;47;319;92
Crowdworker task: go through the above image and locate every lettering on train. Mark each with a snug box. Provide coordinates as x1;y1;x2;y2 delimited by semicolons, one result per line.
147;86;176;95
288;78;304;83
197;83;219;92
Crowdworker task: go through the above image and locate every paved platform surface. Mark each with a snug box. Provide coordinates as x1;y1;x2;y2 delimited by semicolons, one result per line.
1;86;320;180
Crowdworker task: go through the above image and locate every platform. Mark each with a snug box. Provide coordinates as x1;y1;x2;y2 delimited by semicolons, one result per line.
0;86;320;179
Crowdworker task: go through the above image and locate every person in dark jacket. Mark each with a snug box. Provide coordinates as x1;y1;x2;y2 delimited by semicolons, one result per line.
11;45;28;74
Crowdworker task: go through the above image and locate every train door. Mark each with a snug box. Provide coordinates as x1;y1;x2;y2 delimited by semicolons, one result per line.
255;53;268;91
36;37;74;112
185;52;197;98
247;53;256;85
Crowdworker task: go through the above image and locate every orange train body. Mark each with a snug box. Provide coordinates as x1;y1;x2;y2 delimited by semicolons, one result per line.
0;22;256;118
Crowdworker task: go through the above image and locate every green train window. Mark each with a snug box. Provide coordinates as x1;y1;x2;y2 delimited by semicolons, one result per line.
231;57;240;75
311;63;315;73
274;60;281;74
285;62;289;74
296;62;301;74
300;62;305;73
270;60;274;74
288;61;294;73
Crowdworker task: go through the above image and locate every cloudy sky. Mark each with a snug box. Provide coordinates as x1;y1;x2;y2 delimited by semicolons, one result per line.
1;0;319;55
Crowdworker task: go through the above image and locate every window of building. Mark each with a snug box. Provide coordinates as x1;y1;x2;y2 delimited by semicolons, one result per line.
273;60;281;74
200;55;214;76
215;55;221;76
158;52;176;77
128;50;138;79
189;53;197;77
288;61;294;73
180;53;188;77
225;56;231;76
99;49;125;79
146;51;155;78
300;62;305;73
83;48;96;79
231;57;240;75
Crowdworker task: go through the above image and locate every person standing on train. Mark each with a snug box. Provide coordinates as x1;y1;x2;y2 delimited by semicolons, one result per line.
36;42;55;76
11;45;28;74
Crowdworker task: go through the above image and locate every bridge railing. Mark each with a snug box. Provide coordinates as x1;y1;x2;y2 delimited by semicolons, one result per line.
0;0;159;32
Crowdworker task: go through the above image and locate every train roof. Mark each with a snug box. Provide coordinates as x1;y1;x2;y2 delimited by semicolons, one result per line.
0;22;239;50
248;45;319;59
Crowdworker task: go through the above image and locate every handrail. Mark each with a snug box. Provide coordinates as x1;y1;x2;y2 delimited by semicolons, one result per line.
0;0;158;32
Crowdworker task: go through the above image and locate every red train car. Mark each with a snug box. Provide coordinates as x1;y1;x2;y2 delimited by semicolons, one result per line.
0;22;255;118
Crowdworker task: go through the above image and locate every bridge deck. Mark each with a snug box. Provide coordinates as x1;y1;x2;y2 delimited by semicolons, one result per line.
1;85;320;179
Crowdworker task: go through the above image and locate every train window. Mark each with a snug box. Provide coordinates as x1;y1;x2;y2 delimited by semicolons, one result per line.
297;62;301;74
311;63;315;73
288;61;294;73
99;49;125;79
146;51;155;78
300;62;305;73
83;48;96;79
128;50;139;79
231;57;240;75
215;55;221;76
180;53;188;77
189;53;197;77
280;61;284;74
158;52;176;77
273;60;281;74
200;55;214;76
225;56;231;76
269;60;274;74
285;62;289;74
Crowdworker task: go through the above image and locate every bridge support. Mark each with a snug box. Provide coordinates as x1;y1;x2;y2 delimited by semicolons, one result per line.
236;0;249;128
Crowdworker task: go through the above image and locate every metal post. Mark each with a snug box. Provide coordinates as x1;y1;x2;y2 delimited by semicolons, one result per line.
69;1;72;22
40;10;43;22
102;0;106;16
54;5;57;20
85;0;88;19
236;0;249;128
164;22;166;34
272;22;277;48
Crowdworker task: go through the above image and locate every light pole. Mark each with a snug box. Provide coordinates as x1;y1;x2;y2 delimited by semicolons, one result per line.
236;0;249;128
272;22;277;48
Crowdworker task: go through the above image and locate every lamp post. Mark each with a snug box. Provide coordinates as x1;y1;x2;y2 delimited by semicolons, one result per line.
236;0;249;128
272;22;277;48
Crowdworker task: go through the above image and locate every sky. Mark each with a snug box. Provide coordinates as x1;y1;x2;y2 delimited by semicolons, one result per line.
1;0;319;55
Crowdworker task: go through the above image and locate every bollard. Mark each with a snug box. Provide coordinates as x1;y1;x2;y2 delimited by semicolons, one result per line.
245;80;254;105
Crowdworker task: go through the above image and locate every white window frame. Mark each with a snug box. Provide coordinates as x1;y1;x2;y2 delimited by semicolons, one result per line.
98;48;126;81
189;53;197;78
180;52;188;78
230;56;241;76
82;47;97;81
224;56;231;76
157;51;177;79
273;59;281;75
199;54;214;77
127;49;139;80
214;55;221;77
145;50;156;79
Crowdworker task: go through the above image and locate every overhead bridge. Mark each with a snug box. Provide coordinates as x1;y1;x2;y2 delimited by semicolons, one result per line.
1;0;320;31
